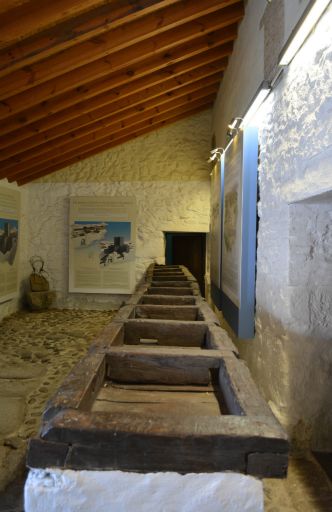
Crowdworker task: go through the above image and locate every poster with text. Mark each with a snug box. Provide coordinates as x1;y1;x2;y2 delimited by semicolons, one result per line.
69;197;136;294
0;186;20;302
221;135;243;307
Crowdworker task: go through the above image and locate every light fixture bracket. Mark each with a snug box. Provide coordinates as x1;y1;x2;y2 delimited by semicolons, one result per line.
208;147;225;163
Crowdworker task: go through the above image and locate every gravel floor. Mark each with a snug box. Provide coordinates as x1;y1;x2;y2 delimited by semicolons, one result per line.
0;308;113;500
0;309;331;512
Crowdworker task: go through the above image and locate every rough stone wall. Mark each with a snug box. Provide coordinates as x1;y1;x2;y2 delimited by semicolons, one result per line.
212;0;310;147
22;112;211;310
212;5;332;450
35;111;211;183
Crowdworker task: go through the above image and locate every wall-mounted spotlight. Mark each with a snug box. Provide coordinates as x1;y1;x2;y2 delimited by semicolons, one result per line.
227;117;243;139
279;0;330;66
207;147;224;163
225;81;271;145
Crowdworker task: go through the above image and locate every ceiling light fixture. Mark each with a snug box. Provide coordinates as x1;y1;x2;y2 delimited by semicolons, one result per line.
279;0;331;66
242;81;271;127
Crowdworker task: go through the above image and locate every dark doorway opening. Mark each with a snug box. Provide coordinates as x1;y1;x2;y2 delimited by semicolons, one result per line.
165;232;206;296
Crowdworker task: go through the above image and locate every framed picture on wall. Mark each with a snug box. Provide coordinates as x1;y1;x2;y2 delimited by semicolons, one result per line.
69;196;136;294
0;186;20;303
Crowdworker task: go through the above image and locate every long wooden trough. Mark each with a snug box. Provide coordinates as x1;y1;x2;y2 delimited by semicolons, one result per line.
27;264;288;478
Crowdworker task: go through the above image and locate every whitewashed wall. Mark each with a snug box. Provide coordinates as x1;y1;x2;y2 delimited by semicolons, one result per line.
212;0;310;147
23;181;210;310
212;3;332;450
21;111;211;310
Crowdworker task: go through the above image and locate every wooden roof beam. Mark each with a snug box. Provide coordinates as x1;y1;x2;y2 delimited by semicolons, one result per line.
0;1;181;76
4;90;217;179
0;21;238;123
0;0;241;97
0;36;231;149
0;78;220;169
0;0;31;15
0;54;226;149
0;0;243;106
0;66;225;162
0;0;124;49
0;48;226;138
16;105;210;185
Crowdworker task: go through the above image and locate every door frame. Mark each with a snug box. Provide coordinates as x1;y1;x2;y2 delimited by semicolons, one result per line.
165;232;206;265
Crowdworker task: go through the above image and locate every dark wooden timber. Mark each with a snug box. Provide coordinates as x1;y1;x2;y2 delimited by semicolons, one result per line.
146;287;194;295
106;345;221;385
26;263;288;477
139;295;196;305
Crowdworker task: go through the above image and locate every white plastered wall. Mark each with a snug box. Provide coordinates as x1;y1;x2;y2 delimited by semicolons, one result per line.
20;111;211;311
212;2;332;450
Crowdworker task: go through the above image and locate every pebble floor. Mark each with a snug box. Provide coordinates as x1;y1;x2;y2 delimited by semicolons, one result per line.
0;309;331;512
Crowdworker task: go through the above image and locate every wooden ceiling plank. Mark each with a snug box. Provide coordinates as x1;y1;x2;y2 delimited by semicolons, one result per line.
0;6;242;109
0;24;237;129
0;0;32;16
0;0;121;49
14;103;212;184
0;1;181;76
0;0;242;97
0;38;230;151
0;71;223;162
16;105;210;185
4;92;216;178
0;50;225;141
0;80;219;169
0;53;226;150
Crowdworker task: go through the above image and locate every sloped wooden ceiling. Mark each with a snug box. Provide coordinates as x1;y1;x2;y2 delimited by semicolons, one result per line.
0;0;244;184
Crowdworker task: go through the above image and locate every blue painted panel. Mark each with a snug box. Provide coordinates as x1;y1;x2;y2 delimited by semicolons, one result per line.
211;126;258;339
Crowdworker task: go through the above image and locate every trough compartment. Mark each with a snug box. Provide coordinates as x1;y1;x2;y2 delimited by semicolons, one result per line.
129;305;200;321
139;295;196;305
146;287;194;295
123;319;208;347
113;301;220;323
150;281;191;288
151;275;188;281
29;346;288;477
102;319;234;352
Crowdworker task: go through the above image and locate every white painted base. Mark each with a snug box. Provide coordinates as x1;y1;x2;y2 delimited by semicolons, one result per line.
25;469;264;512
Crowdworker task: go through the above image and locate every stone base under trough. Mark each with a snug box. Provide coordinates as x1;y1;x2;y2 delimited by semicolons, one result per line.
24;468;263;512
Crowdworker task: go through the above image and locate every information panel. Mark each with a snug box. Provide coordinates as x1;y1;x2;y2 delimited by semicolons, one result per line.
0;186;20;302
210;160;223;289
210;126;258;339
69;196;136;294
221;136;243;307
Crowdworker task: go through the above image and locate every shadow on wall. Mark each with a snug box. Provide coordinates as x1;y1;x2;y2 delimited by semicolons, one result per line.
220;305;332;454
240;191;332;452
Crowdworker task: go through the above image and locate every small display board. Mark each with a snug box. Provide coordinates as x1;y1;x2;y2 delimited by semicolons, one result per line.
211;126;258;339
69;196;136;294
0;186;20;303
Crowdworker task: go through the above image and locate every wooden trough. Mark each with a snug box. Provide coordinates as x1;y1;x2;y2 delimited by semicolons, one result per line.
27;264;288;478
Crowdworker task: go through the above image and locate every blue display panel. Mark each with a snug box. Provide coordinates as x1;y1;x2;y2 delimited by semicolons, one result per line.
211;126;258;339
